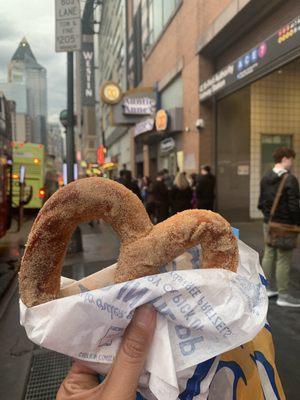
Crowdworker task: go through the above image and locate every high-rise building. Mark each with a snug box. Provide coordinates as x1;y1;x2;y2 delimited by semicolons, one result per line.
0;81;32;142
1;38;47;146
97;0;129;174
47;123;64;172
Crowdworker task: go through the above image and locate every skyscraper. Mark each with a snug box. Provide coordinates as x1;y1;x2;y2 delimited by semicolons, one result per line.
7;38;47;146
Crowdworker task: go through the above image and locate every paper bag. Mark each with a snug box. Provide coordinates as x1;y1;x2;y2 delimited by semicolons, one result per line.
20;240;285;399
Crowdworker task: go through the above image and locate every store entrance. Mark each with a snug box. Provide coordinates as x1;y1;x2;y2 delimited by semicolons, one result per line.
216;57;300;222
216;86;251;222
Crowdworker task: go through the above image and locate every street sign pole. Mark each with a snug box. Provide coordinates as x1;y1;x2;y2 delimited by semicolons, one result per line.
55;0;82;253
66;51;75;183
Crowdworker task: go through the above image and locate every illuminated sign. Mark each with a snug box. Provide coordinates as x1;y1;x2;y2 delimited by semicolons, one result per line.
97;145;106;165
123;97;156;115
101;82;122;104
160;137;175;153
155;109;168;131
135;118;154;137
111;88;156;125
200;15;300;101
81;41;95;106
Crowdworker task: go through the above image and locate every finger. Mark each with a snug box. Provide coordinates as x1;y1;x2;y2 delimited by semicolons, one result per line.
56;361;99;399
102;304;156;399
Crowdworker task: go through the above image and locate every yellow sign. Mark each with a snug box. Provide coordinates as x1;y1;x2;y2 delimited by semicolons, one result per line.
155;109;168;131
100;81;122;104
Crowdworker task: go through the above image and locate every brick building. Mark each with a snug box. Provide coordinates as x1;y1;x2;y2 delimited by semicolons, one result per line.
98;0;300;221
131;0;231;180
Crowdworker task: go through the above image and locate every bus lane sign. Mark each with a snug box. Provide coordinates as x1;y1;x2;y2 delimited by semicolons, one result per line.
55;0;81;52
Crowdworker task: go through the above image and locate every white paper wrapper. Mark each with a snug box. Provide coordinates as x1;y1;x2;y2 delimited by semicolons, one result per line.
20;240;268;400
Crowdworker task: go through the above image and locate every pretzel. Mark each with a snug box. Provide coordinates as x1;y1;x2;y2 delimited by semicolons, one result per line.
19;177;238;307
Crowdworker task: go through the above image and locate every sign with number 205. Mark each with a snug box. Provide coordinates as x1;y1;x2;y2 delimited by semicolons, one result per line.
55;0;81;52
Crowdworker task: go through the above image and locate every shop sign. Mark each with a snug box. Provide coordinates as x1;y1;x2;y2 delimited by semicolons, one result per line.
237;165;250;175
135;118;154;137
97;145;106;165
155;109;168;131
100;81;122;105
81;41;95;106
111;88;156;125
160;137;175;153
200;15;300;101
123;97;156;115
199;65;234;101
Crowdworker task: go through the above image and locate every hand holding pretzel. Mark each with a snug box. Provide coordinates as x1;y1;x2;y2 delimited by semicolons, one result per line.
19;177;238;307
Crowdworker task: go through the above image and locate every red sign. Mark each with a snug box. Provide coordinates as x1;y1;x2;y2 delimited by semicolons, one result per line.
97;145;106;165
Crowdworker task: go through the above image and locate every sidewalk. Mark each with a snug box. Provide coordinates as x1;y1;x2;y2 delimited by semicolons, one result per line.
0;219;119;400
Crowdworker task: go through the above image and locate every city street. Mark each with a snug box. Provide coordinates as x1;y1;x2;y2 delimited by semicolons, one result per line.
0;215;299;399
1;2;300;399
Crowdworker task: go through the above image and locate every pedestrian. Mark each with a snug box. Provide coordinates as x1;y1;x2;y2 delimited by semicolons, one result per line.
140;176;150;204
151;170;169;223
162;168;173;190
189;172;198;209
170;172;193;214
122;170;142;199
116;170;126;185
120;163;129;178
144;178;156;222
258;147;300;307
196;165;216;210
57;305;156;400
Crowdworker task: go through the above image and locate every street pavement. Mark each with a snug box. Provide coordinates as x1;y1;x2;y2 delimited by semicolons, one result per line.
0;216;299;399
0;219;119;399
234;221;300;400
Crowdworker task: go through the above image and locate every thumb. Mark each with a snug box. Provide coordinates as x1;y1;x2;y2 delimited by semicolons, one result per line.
102;304;156;399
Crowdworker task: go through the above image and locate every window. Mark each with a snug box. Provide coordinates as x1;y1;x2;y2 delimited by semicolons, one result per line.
161;75;183;109
163;0;176;25
153;0;163;41
143;0;179;50
88;139;95;149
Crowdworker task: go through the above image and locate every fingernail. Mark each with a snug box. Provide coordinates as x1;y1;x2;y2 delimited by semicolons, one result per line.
133;304;155;328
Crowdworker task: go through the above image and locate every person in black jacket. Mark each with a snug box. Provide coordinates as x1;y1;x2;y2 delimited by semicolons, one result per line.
170;172;193;214
258;147;300;307
122;170;142;200
151;171;169;223
196;165;216;210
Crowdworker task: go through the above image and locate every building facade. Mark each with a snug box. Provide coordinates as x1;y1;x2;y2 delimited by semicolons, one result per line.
197;0;300;221
5;38;48;146
96;0;300;222
47;123;64;172
0;81;32;142
97;0;130;174
122;0;231;180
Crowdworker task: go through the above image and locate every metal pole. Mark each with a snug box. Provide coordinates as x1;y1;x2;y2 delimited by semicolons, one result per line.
66;51;83;253
66;51;75;183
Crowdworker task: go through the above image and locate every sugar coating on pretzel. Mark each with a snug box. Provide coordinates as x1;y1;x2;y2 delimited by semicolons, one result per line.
115;210;238;283
19;178;153;307
19;177;238;307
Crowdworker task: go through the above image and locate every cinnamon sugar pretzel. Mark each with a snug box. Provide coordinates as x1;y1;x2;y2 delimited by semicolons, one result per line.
19;177;238;307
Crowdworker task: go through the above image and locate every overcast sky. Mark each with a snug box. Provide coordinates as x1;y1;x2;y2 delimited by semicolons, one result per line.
0;0;67;123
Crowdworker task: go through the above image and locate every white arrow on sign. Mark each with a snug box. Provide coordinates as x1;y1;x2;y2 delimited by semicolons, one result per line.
55;0;81;53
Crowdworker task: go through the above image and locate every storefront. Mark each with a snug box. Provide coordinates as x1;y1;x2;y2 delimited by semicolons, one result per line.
199;10;300;221
134;107;183;179
101;83;157;176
